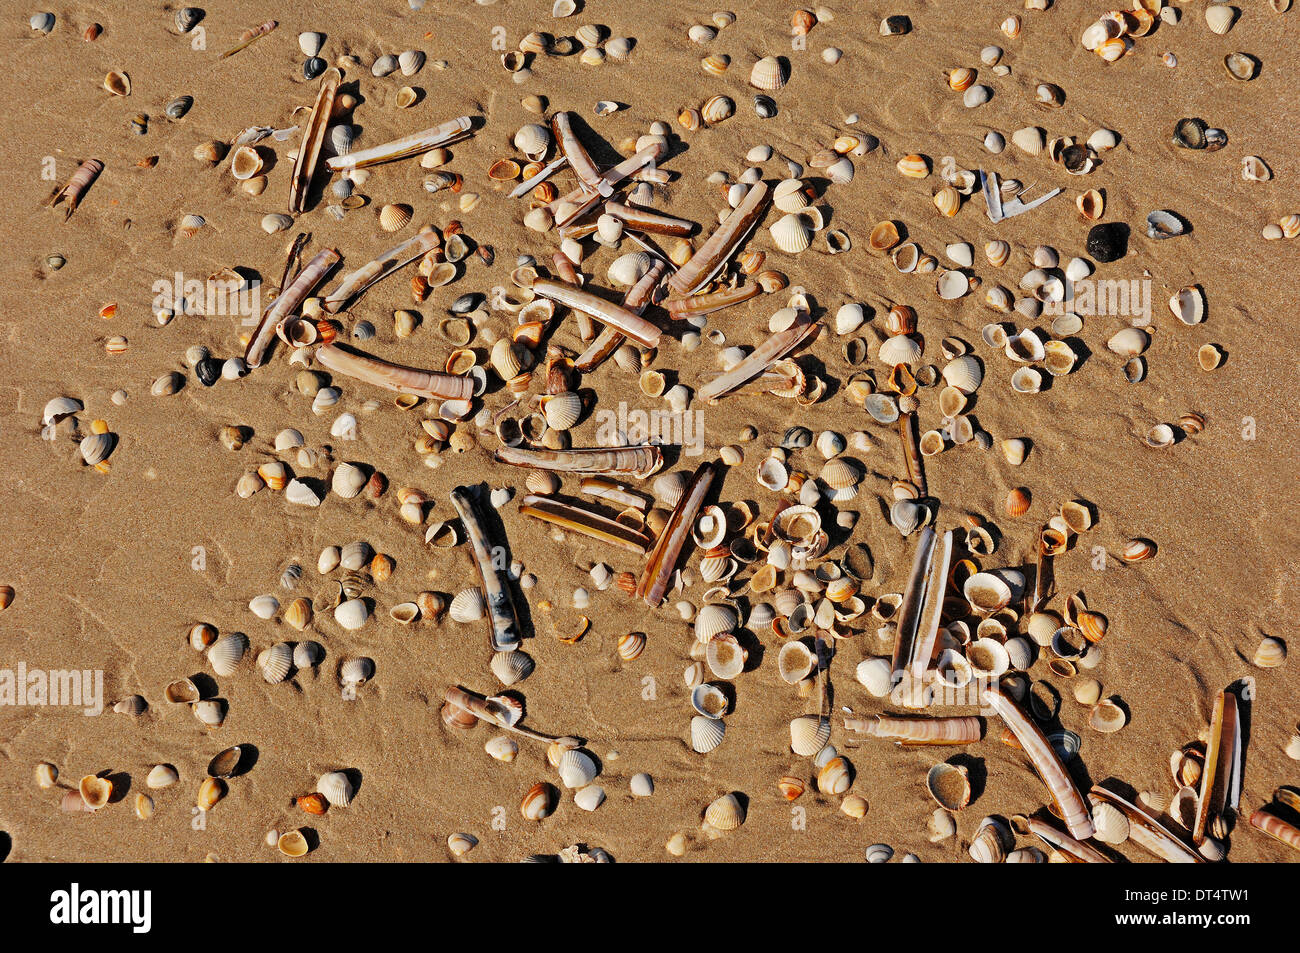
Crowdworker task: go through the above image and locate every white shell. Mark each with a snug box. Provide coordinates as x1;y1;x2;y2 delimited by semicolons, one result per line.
878;335;922;367
690;715;726;753
790;714;831;756
450;587;487;623
490;649;535;686
317;771;354;807
331;462;367;498
334;598;369;630
558;748;599;787
694;603;738;641
856;657;894;697
630;773;654;796
574;784;606;811
208;633;249;676
942;355;983;393
485;735;519;762
258;642;295;683
770;213;812;253
249;594;279;619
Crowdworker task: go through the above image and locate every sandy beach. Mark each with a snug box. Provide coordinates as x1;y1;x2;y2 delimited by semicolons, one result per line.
1;0;1297;863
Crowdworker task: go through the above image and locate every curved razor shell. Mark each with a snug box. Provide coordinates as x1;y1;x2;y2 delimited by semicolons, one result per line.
846;715;981;745
323;226;441;313
443;686;564;745
984;688;1095;840
518;495;652;554
551;111;605;193
666;281;762;319
532;278;662;349
893;528;952;689
1019;814;1111;863
325;117;473;172
1249;808;1300;854
289;72;338;213
1090;785;1201;862
696;317;819;403
898;411;927;496
449;487;522;652
575;259;665;372
667;181;770;298
638;461;717;607
1194;689;1241;843
495;445;663;479
605;201;698;237
316;343;473;400
245;247;340;368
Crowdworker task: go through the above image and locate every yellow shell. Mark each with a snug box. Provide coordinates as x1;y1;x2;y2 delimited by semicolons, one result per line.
701;53;731;75
1254;636;1286;669
933;185;961;217
701;94;735;124
703;792;745;830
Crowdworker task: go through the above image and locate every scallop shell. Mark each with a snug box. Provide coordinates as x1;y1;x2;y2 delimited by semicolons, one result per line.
878;334;922;367
942;355;983;393
208;632;249;676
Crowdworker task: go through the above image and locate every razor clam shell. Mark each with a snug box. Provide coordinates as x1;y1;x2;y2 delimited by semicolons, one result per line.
325;117;473;171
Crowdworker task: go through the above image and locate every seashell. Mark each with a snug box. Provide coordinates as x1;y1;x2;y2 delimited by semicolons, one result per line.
942;354;983;394
378;203;413;232
790;714;831;756
881;14;911;35
513;123;551;161
704;792;745;831
769;213;811;254
608;251;654;288
967;638;1011;678
778;641;816;684
230;145;264;180
696;604;740;647
450;587;487;623
558;748;599;788
895;154;930;179
258;642;294;684
750;56;787;90
208;632;249;676
541;391;582;430
690;715;726;753
701;95;735;124
932;270;967;302
1169;285;1206;325
1107;327;1148;358
331;462;368;500
1010;367;1042;394
325;594;367;631
879;334;922;367
338;658;374;691
1012;126;1045;156
927;762;971;811
1205;4;1237;34
964;572;1012;614
1254;636;1286;669
491;649;535;686
818;756;853;795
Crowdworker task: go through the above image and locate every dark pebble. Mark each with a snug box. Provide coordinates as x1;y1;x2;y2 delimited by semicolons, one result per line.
195;357;221;386
1086;223;1128;263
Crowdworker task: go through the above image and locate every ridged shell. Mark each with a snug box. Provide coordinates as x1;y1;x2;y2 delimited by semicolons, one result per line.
1205;4;1236;34
1254;636;1286;669
491;649;535;685
856;657;894;697
819;458;860;489
317;770;354;807
208;633;249;676
1089;797;1131;844
450;587;487;623
690;714;726;752
541;391;582;430
878;334;922;367
558;748;599;788
331;462;367;499
701;94;735;124
608;251;654;288
334;598;369;630
749;56;787;90
703;792;745;830
379;203;413;232
258;642;295;683
770;213;811;253
790;714;831;756
694;603;738;641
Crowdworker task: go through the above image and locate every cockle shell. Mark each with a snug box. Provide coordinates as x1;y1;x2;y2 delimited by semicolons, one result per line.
770;213;812;253
690;715;726;753
491;649;535;685
750;56;787;90
790;714;831;756
703;792;745;831
258;642;294;683
450;587;487;623
208;633;249;676
521;781;557;820
317;771;354;807
334;598;369;630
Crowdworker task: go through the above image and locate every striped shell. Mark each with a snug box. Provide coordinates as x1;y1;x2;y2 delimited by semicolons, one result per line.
701;95;735;124
520;781;557;820
820;458;860;489
896;154;929;178
790;714;831;756
985;240;1010;267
